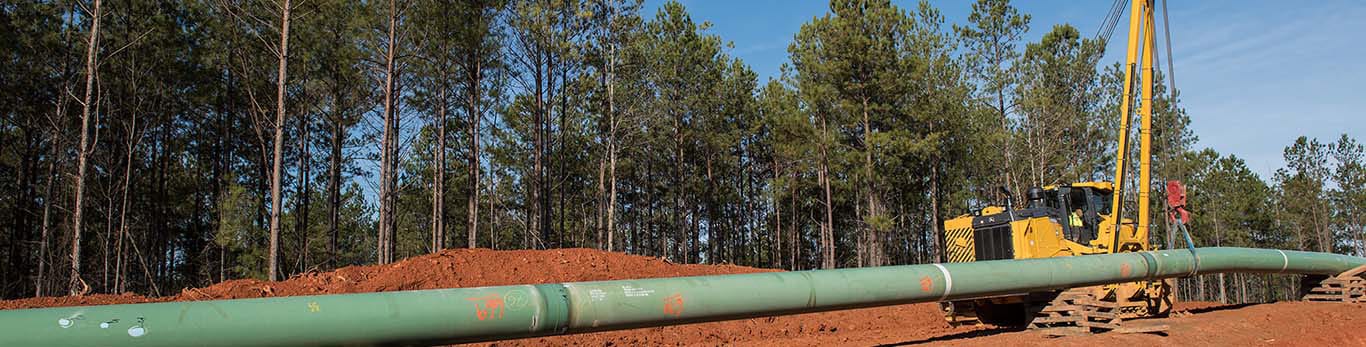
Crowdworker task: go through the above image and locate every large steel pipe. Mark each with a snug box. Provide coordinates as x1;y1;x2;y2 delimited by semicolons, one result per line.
3;247;1362;346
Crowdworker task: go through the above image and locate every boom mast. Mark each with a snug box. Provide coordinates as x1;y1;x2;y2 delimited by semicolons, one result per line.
1109;0;1156;252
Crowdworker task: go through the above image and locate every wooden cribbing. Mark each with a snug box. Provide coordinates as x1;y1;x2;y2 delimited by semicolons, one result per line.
1304;264;1366;303
1028;287;1166;335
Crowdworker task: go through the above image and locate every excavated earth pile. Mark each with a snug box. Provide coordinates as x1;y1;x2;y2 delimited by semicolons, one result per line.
3;248;1364;346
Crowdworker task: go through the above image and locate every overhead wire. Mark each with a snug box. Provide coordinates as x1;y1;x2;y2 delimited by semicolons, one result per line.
1096;0;1128;52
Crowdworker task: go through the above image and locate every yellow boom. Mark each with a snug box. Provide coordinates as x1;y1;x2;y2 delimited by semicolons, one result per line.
1109;0;1156;253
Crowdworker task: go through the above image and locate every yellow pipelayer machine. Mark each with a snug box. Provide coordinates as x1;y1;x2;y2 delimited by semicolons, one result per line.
941;0;1174;330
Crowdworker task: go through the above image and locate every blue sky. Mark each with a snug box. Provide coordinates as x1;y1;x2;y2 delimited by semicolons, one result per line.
645;0;1366;179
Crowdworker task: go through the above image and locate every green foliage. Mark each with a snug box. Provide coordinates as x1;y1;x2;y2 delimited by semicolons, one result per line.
1330;135;1366;255
217;182;267;280
0;0;1358;303
1014;24;1108;185
955;0;1031;196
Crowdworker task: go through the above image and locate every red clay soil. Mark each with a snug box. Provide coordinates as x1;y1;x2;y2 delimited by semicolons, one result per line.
3;248;1364;346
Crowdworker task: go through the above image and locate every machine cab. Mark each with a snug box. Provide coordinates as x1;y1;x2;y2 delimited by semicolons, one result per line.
942;182;1116;263
1038;182;1114;246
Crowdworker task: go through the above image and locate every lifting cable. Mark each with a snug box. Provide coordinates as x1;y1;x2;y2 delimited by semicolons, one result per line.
1160;0;1178;118
1101;1;1197;268
1156;0;1198;274
1096;0;1128;50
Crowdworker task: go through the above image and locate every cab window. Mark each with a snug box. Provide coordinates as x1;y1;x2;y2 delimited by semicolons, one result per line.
1091;190;1113;215
1067;189;1089;214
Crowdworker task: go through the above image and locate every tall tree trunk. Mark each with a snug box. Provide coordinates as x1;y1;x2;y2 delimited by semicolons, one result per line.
541;52;554;249
1197;274;1206;301
690;203;700;264
595;157;605;249
38;137;60;297
1316;201;1330;253
488;170;498;249
855;190;864;267
1215;211;1226;303
705;159;716;264
296;96;312;271
772;160;782;269
102;170;114;292
114;116;137;293
71;0;103;296
930;157;943;262
325;58;345;267
1239;273;1248;303
592;58;608;250
995;69;1018;196
212;69;227;285
155;129;170;292
648;159;661;257
531;50;544;249
674;117;686;262
819;114;834;270
327;108;342;267
605;47;618;253
466;59;481;249
861;96;880;267
267;0;292;281
5;127;29;297
788;167;798;270
377;0;401;264
40;2;80;298
433;85;447;252
556;63;568;247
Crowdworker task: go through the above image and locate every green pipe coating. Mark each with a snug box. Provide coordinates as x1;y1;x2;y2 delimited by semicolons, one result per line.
2;247;1361;346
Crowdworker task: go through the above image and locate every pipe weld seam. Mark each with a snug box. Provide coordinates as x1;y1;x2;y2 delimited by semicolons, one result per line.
1190;250;1201;277
1138;252;1158;280
1277;250;1289;273
931;264;953;301
552;283;574;333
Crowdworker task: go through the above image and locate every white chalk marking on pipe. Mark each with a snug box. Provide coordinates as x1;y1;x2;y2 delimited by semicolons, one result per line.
1277;250;1289;273
931;264;953;302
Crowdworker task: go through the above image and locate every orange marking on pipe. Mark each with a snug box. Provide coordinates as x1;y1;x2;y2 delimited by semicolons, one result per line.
466;294;505;321
663;293;685;317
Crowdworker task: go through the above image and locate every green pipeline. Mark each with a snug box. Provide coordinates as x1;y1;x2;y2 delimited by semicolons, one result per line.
2;247;1362;346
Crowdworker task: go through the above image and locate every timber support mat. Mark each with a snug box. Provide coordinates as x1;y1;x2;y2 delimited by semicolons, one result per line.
1029;287;1169;335
1304;264;1366;303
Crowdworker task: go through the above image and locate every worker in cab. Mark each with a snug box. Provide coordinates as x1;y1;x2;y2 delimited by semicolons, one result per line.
1069;208;1084;228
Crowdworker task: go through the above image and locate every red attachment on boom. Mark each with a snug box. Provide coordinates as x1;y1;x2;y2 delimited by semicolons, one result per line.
1165;180;1190;223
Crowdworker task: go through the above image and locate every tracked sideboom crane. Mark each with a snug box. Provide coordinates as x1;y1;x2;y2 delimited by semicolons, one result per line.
941;0;1175;331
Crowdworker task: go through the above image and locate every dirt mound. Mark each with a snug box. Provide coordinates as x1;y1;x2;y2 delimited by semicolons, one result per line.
4;248;1364;346
186;248;771;300
0;248;767;310
0;293;159;310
